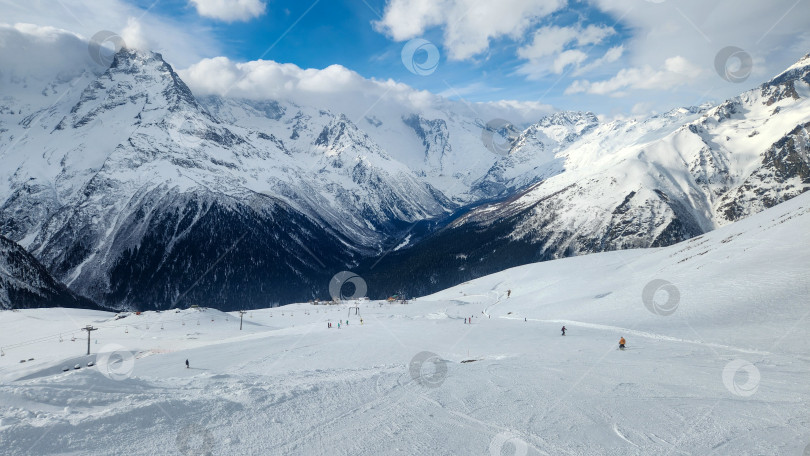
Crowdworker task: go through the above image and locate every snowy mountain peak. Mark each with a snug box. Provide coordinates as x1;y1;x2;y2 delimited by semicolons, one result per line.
109;49;200;112
536;111;599;128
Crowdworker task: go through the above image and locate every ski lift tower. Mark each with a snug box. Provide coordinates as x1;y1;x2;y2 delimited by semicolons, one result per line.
347;300;361;318
82;325;97;355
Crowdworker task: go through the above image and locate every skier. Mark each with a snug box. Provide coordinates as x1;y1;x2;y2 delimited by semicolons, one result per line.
619;337;626;350
338;322;341;329
524;318;527;322
507;289;511;298
185;359;189;369
360;319;363;325
561;326;566;336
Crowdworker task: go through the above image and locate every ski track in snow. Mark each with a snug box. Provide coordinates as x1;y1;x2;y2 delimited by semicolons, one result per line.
517;318;776;356
0;192;809;455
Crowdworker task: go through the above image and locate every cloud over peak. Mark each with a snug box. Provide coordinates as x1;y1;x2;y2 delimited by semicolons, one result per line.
189;0;267;22
374;0;565;60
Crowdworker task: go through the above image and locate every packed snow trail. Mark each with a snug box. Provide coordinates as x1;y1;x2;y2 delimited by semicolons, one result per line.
0;193;809;455
509;318;776;356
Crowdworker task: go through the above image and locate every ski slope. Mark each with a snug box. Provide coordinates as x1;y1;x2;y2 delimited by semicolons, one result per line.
1;193;809;455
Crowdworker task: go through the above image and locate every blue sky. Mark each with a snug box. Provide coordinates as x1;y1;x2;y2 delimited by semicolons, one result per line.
5;0;810;116
127;0;641;110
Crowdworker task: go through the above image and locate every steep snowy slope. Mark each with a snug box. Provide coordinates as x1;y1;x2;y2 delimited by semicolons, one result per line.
366;57;810;299
0;48;451;309
0;191;807;455
0;235;97;310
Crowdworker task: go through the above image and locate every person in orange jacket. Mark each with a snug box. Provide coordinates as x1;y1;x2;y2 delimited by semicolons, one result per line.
619;337;626;350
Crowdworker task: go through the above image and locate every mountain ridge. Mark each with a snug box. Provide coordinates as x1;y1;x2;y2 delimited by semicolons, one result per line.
0;41;808;309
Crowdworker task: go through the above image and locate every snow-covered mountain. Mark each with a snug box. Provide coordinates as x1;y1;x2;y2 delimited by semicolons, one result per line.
0;24;808;309
0;48;455;309
0;235;96;310
364;56;810;298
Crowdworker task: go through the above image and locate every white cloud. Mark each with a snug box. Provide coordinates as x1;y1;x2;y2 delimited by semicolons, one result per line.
376;0;810;114
120;18;149;51
374;0;565;60
516;24;617;77
0;23;96;81
565;56;705;96
518;24;614;61
178;56;553;124
576;0;810;103
571;45;623;77
0;0;221;68
189;0;267;22
552;50;588;74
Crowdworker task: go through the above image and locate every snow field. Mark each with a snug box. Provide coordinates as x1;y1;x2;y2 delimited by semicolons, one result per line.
0;193;808;455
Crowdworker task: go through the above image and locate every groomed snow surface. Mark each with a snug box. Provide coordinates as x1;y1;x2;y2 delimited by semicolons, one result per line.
1;193;809;456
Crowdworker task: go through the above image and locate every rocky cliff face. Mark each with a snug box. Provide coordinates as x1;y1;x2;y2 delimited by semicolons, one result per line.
0;235;97;310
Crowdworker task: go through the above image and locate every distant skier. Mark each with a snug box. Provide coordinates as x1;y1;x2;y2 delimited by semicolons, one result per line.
524;318;527;322
338;322;341;329
619;337;626;350
185;359;189;369
507;289;511;298
561;326;566;336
